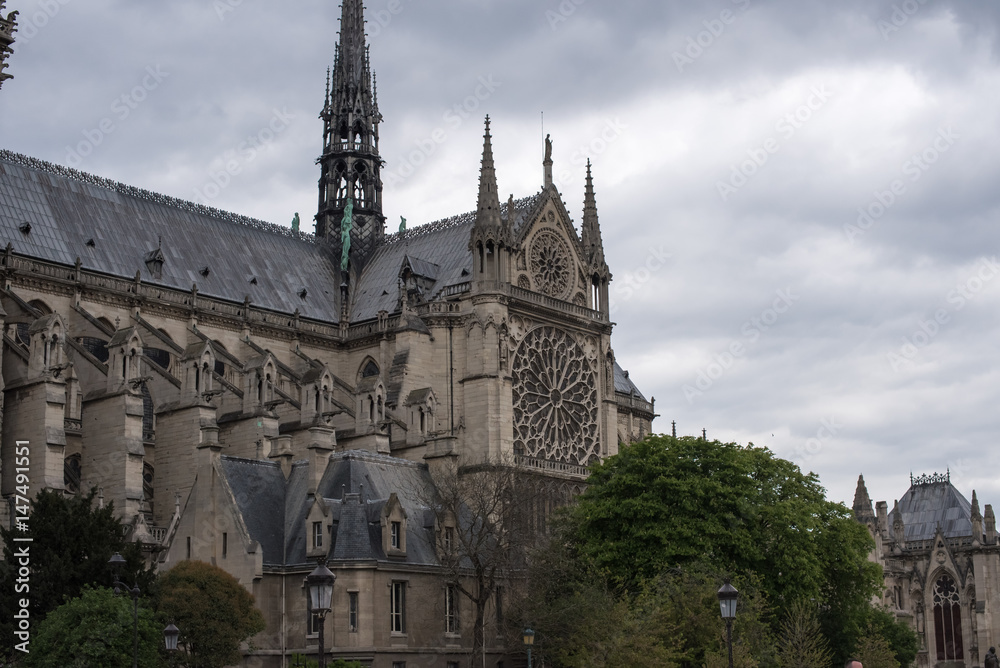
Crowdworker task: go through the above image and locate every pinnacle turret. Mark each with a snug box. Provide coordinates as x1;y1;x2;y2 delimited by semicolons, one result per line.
581;159;606;269
475;116;502;228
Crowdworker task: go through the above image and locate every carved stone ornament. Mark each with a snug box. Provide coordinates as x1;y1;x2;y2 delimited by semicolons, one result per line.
528;229;572;299
512;326;600;465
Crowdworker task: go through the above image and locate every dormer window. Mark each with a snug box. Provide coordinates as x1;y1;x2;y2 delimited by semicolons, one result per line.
391;521;401;549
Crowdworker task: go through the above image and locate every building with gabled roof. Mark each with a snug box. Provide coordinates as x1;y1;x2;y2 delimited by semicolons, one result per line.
0;1;655;665
854;472;1000;668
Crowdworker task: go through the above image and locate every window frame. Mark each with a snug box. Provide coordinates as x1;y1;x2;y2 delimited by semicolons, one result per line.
390;581;407;634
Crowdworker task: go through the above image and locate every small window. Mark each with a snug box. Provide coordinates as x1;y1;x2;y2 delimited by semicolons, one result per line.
391;521;401;549
313;522;323;549
349;592;359;632
496;586;503;626
307;599;320;636
444;526;454;553
445;584;459;634
222;532;228;558
392;663;406;668
391;582;406;634
186;537;191;560
448;663;460;668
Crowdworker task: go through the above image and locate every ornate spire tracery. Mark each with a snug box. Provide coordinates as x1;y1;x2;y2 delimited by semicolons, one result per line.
317;0;384;277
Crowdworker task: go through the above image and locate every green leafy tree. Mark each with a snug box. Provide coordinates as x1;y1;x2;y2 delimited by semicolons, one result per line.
776;600;832;668
563;435;882;660
855;621;901;668
0;488;152;662
860;608;919;668
157;560;265;668
22;586;161;668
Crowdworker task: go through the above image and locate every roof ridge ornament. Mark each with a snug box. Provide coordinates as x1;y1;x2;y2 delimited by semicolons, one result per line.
911;469;950;486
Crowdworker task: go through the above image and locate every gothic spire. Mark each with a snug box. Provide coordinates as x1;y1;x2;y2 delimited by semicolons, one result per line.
580;159;606;268
317;0;384;275
475;116;501;227
853;474;876;525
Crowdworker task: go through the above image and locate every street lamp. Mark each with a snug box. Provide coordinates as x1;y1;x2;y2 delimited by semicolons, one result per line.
523;627;535;668
109;552;141;668
306;560;336;668
717;579;739;668
164;623;180;651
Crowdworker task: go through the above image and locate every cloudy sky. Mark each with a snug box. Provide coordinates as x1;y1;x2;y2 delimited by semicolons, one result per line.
3;0;999;509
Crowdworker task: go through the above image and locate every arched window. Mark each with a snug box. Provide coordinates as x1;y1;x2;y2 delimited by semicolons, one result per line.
361;359;379;379
141;383;155;442
934;573;964;661
27;299;52;315
79;337;110;363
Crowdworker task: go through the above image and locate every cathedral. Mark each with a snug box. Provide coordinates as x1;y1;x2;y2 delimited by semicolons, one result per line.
854;473;1000;668
0;1;654;665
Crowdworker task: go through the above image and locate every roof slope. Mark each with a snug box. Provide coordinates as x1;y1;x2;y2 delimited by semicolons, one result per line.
1;151;341;320
614;361;647;400
898;479;972;541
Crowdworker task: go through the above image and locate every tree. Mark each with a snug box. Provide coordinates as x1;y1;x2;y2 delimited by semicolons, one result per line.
776;600;832;668
0;488;152;662
564;435;882;660
860;607;919;668
428;457;542;668
156;561;265;668
855;621;901;668
22;586;162;668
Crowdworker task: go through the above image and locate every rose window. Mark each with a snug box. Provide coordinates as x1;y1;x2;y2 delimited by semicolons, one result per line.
529;230;572;299
512;326;600;465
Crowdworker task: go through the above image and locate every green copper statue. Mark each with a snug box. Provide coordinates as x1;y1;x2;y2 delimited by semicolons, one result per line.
340;198;353;271
291;212;300;232
399;216;406;233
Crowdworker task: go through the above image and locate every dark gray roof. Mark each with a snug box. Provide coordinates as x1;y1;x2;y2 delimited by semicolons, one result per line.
0;151;342;322
351;194;542;321
219;449;441;568
219;456;288;564
317;450;440;566
614;361;647;400
897;480;972;541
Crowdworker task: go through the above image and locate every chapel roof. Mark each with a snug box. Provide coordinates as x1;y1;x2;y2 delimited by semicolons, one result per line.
897;473;973;541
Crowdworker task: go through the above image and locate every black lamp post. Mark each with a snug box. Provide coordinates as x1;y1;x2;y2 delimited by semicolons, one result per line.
717;579;739;668
306;560;336;668
523;627;535;668
109;552;141;668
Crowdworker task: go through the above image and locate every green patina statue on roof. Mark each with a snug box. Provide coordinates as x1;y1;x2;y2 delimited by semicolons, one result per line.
340;198;353;270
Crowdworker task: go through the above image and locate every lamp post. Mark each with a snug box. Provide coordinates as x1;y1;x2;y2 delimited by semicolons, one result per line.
109;552;140;668
523;627;535;668
306;560;336;668
164;623;180;651
717;579;739;668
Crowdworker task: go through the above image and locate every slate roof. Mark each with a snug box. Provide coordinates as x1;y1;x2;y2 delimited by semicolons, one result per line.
217;450;440;568
614;361;647;400
351;195;542;321
219;456;288;564
0;151;342;322
897;479;973;541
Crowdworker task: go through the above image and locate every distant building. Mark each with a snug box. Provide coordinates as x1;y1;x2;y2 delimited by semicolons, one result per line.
0;1;654;665
854;472;1000;668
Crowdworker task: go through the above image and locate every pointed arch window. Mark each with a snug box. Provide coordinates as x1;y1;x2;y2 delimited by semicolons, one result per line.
933;573;964;661
361;359;380;378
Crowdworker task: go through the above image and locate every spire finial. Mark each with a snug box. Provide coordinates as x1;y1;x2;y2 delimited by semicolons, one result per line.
474;116;501;225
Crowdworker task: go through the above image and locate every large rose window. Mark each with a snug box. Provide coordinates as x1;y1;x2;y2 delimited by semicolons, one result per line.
529;230;572;299
512;326;600;465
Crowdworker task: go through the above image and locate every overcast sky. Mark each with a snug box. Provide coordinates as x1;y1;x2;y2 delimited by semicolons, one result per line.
2;0;999;510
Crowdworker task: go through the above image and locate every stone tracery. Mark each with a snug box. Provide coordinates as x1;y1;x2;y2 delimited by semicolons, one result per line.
511;326;599;465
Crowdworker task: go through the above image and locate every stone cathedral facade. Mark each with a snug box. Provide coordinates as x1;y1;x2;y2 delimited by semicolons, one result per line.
0;2;655;665
854;473;1000;668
